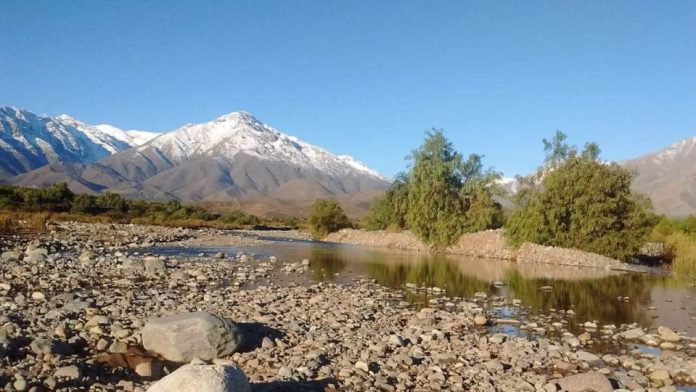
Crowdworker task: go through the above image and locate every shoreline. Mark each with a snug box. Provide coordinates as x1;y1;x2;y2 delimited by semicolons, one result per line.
0;221;694;391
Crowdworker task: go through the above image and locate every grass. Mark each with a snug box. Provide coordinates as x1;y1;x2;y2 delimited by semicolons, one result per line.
0;211;48;234
664;233;696;279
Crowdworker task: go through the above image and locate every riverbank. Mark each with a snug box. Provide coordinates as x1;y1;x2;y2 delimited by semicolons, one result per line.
1;222;694;391
325;229;632;270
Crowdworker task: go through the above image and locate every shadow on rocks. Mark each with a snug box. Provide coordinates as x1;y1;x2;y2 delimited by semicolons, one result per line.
251;378;337;392
236;322;284;353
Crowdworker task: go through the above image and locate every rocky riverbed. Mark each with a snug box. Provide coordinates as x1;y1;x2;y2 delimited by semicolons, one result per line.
1;222;695;391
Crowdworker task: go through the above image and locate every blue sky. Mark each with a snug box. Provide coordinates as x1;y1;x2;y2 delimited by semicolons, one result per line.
1;1;694;178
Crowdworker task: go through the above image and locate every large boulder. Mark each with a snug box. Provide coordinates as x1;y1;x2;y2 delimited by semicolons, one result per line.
142;312;242;362
555;372;613;392
147;361;250;392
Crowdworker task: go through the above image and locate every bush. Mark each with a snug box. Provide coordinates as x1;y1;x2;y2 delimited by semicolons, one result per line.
405;130;503;248
506;132;654;261
220;209;260;226
307;199;351;239
365;172;409;231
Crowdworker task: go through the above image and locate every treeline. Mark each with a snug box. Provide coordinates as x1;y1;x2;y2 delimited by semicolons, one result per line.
361;129;695;277
0;184;298;230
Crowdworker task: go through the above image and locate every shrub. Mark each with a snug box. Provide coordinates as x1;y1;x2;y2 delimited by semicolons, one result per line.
307;199;351;239
506;131;655;261
405;130;502;248
365;172;409;231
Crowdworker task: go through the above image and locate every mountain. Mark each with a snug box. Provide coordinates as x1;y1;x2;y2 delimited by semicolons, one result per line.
622;137;696;216
0;107;159;177
9;111;389;209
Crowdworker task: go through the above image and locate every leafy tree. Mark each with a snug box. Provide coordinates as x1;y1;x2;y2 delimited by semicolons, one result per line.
96;192;128;213
506;132;654;261
220;209;260;226
71;194;98;214
41;183;74;210
405;129;502;247
308;199;351;239
365;172;409;231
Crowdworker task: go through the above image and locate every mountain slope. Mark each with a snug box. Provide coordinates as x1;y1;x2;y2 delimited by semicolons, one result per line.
11;111;389;205
622;137;696;216
0;107;159;177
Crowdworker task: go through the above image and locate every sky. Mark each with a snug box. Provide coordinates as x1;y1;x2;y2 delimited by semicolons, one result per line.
1;1;695;178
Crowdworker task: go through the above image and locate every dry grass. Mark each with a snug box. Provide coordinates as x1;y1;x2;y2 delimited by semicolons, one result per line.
0;211;48;233
666;233;696;278
0;211;20;233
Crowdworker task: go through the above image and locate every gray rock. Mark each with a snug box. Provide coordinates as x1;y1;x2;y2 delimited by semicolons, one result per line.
576;350;602;366
147;362;250;392
142;312;242;362
556;372;613;392
144;256;166;272
54;365;82;380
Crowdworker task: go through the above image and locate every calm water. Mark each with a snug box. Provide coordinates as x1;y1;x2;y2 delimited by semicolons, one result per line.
142;238;696;336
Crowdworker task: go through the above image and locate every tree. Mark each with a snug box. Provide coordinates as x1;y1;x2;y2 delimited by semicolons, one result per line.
307;199;351;239
365;172;409;231
71;194;98;214
506;132;654;261
406;129;503;248
96;192;128;214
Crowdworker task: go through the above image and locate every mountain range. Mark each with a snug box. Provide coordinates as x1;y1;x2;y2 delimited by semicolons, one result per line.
0;107;389;215
1;106;695;216
621;137;696;217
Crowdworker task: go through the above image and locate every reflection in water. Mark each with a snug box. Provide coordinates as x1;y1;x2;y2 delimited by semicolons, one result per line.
142;240;696;334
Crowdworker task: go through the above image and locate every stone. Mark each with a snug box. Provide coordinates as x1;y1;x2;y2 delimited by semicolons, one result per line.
556;372;613;392
13;379;27;392
576;350;602;366
657;326;680;343
54;365;82;380
144;256;166;272
473;315;487;326
147;362;250;392
621;328;644;340
135;359;166;379
30;338;74;355
142;312;242;362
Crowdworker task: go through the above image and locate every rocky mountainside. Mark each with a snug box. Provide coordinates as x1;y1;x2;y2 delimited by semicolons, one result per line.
621;137;696;216
7;110;389;207
0;107;159;177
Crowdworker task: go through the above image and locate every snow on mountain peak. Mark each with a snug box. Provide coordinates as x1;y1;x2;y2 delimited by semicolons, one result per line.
651;136;696;165
142;111;385;180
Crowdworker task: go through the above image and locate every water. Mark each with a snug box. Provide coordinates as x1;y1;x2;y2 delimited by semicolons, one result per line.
142;238;696;336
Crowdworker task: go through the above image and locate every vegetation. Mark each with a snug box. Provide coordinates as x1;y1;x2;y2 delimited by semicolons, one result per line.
365;129;503;248
0;184;297;234
307;199;352;239
505;131;655;261
650;216;696;278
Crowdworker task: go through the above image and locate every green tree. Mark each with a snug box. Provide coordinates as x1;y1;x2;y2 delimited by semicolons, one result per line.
506;132;654;261
307;199;351;239
365;172;409;231
96;192;128;214
406;129;502;248
71;194;98;214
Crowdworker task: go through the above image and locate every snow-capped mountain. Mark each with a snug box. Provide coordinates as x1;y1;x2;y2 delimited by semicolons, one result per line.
138;111;384;180
10;110;389;205
621;136;696;216
0;107;159;177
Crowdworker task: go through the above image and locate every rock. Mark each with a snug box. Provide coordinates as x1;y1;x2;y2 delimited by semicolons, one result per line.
30;338;74;355
135;359;166;379
473;315;487;326
142;312;242;362
54;365;82;380
576;350;602;366
31;291;46;301
214;252;226;259
147;362;250;392
13;379;27;392
556;372;613;392
621;327;645;340
657;326;680;343
649;369;670;386
144;256;166;272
